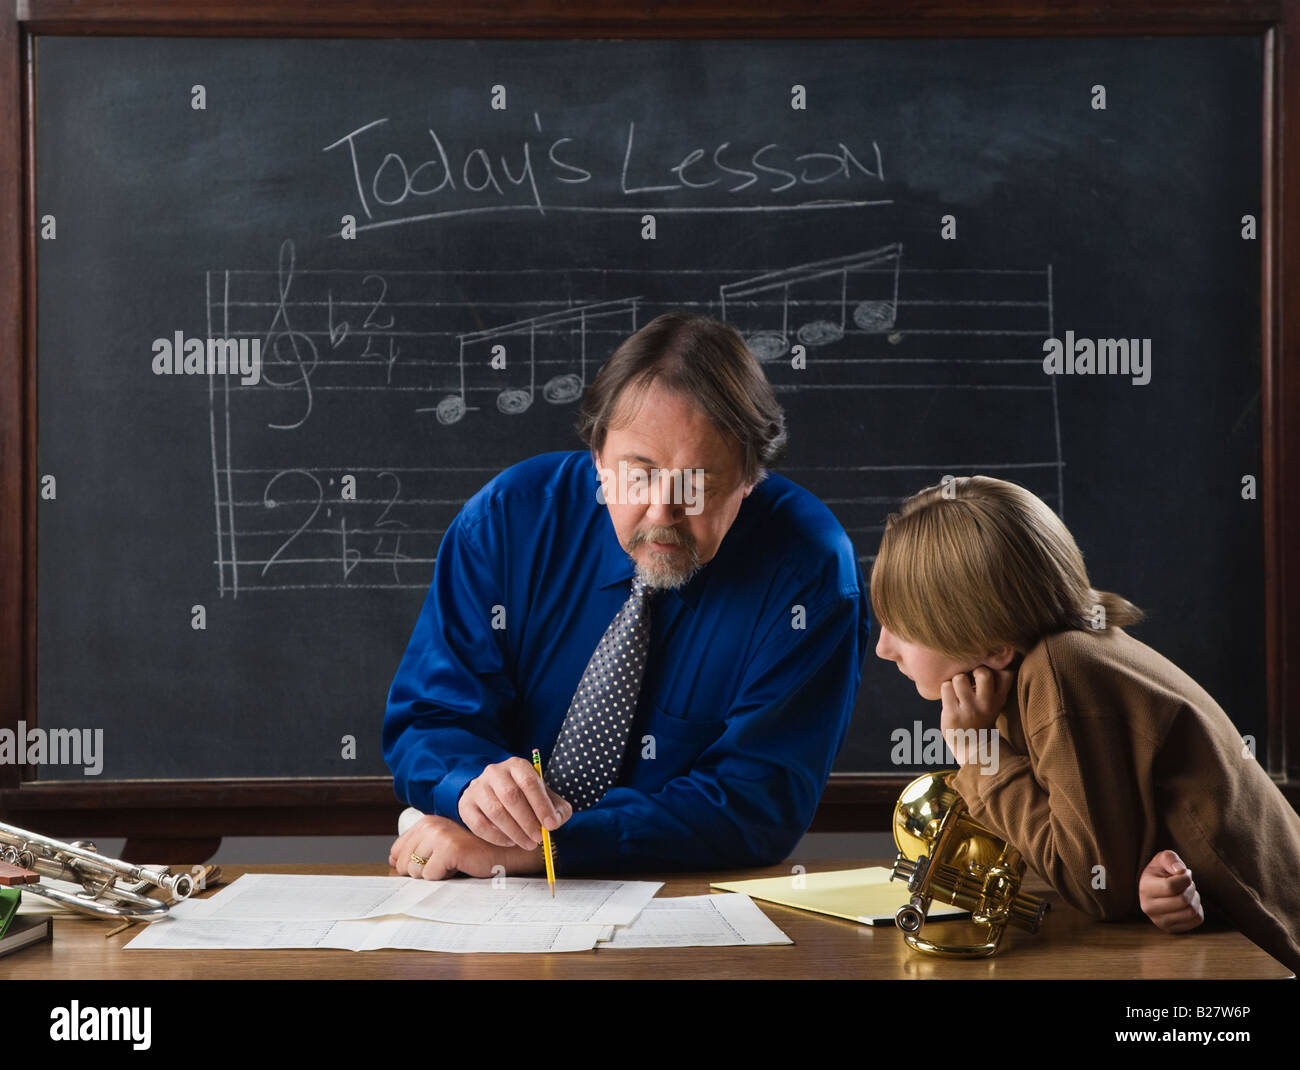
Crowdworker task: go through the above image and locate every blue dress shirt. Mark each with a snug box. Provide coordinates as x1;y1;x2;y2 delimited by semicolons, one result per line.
383;450;870;874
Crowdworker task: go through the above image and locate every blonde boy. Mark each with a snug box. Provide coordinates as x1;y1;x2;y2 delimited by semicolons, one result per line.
871;476;1300;972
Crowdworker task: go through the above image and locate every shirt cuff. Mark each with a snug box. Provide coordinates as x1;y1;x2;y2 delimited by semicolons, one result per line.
431;765;483;827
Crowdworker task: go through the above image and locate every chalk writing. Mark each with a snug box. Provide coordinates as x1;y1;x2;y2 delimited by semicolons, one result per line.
323;113;891;232
208;243;1063;595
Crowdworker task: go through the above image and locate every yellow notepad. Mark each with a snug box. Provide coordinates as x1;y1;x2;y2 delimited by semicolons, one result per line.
711;866;966;926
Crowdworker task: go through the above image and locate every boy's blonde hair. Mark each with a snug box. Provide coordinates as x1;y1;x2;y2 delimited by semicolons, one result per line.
870;476;1143;660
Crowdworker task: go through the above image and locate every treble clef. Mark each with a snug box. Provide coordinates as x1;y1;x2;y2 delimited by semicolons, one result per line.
260;238;319;431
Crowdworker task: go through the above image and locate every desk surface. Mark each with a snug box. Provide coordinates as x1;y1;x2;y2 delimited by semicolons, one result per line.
4;860;1293;980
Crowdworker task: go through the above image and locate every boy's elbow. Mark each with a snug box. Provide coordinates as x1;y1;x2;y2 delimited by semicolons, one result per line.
1096;886;1140;921
1076;893;1137;922
1030;830;1141;921
1053;874;1138;921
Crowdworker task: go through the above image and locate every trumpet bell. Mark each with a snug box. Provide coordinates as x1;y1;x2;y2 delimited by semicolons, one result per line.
892;771;957;861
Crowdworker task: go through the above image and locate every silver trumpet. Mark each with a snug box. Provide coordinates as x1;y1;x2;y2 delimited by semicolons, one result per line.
0;820;194;921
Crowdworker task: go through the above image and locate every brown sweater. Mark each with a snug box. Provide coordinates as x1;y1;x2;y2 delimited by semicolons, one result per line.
952;626;1300;974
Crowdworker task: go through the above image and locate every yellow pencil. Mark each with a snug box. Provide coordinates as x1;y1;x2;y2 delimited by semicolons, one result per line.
531;748;557;897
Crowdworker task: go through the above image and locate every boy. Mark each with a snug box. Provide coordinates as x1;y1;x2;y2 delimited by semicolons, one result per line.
871;475;1300;971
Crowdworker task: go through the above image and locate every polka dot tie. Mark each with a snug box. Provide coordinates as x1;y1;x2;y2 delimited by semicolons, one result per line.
545;577;655;811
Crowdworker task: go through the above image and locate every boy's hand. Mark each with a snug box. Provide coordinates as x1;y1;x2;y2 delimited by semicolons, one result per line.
1139;849;1204;933
940;665;1014;734
940;666;1014;767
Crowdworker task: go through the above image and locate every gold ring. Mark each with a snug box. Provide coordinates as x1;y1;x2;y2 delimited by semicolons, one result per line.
409;853;428;866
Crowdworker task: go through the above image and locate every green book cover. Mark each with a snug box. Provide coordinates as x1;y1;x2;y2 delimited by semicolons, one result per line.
0;887;21;939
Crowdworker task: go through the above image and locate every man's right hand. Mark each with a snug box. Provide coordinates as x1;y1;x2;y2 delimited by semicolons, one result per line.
458;756;573;849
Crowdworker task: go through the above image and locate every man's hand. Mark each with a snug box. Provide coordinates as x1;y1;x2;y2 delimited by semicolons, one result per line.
388;814;544;880
1139;849;1204;933
940;665;1014;764
458;756;573;850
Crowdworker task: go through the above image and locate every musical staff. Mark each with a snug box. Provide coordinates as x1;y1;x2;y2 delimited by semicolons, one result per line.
208;240;1061;595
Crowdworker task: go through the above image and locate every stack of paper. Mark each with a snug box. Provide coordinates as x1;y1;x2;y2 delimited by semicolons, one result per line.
123;874;792;953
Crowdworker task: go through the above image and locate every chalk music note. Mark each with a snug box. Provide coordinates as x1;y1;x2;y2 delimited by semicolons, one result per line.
259;239;321;431
720;243;903;360
209;250;1061;597
444;298;641;422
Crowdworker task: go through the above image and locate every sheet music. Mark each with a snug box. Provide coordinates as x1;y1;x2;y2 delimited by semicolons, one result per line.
596;893;792;949
168;872;661;927
126;917;348;950
403;875;661;927
167;873;432;922
124;916;610;954
127;891;786;952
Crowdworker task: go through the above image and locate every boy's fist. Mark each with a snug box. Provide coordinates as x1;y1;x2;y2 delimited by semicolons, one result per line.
1139;849;1204;933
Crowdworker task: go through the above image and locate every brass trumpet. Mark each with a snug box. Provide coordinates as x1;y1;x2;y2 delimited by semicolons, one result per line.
0;820;193;921
889;772;1049;957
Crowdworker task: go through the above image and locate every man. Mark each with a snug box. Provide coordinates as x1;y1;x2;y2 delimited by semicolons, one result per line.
384;312;869;879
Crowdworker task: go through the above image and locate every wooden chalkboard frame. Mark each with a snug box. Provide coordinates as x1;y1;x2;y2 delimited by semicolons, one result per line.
1;0;1297;856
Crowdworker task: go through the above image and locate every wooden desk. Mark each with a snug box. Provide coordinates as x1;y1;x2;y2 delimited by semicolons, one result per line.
2;860;1292;980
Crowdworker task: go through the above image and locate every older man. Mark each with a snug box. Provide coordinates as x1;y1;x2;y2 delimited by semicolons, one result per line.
384;312;869;878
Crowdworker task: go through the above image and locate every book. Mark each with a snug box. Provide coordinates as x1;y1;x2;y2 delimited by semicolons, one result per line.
0;914;53;959
0;885;20;936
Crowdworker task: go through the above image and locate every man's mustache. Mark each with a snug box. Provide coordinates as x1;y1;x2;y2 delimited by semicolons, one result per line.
630;527;694;551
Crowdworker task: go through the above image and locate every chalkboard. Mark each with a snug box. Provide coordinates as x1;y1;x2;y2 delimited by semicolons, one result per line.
33;35;1264;781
